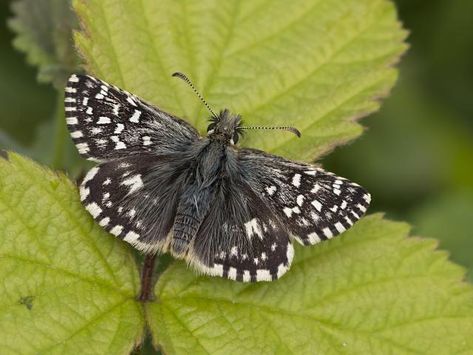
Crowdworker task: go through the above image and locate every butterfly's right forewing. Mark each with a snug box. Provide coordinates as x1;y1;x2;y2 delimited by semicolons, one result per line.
239;149;371;246
65;74;199;162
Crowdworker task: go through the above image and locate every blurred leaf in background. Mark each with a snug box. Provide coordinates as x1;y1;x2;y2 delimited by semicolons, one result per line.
8;0;80;89
2;0;86;175
0;1;55;146
324;0;473;277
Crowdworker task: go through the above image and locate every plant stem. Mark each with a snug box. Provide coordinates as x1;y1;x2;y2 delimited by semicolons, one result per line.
138;253;158;302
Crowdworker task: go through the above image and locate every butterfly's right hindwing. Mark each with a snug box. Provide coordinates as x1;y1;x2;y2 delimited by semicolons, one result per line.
65;74;199;162
189;176;294;282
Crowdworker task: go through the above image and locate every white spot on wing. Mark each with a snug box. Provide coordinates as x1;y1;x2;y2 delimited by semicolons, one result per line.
111;136;126;150
71;131;83;138
130;109;142;123
292;173;301;187
308;232;321;244
322;227;333;239
91;127;103;135
256;269;272;281
76;143;89;154
124;231;140;243
86;202;102;218
265;185;276;196
142;136;152;146
311;199;323;212
82;167;99;184
66;117;78;125
344;216;353;225
244;218;264;240
79;186;89;200
127;96;137;106
283;207;293;217
110;225;123;236
113;103;120;116
335;222;346;233
99;217;110;227
296;195;305;206
227;267;237;280
121;174;143;195
357;204;367;213
114;123;124;134
68;74;79;82
97;117;111;124
284;205;301;217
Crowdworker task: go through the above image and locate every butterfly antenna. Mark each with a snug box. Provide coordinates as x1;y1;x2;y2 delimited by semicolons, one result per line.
172;72;217;117
240;125;301;138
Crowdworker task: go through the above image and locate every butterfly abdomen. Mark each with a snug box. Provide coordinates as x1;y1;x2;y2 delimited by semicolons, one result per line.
172;184;216;256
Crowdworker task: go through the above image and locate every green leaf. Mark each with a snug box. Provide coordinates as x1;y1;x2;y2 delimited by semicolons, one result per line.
412;190;473;283
0;152;144;354
8;0;81;89
148;214;473;354
73;0;407;161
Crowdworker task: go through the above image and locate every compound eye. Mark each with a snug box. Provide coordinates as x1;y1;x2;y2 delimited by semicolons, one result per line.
231;132;239;144
207;123;216;133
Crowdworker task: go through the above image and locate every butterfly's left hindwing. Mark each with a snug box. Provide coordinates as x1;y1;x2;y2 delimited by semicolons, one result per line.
80;152;191;253
239;149;371;246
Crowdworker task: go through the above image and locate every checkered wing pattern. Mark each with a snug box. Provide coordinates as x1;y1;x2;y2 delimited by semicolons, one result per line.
239;149;371;246
64;74;199;162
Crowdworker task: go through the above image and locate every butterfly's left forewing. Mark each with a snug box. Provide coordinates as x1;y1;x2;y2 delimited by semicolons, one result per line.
65;74;199;162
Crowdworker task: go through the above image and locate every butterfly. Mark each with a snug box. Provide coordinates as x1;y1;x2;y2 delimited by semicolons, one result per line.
64;72;371;282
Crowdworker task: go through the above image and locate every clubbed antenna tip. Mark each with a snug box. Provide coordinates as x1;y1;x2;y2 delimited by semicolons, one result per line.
240;125;301;138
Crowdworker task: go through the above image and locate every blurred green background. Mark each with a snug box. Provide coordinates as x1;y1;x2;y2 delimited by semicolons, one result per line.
0;0;472;281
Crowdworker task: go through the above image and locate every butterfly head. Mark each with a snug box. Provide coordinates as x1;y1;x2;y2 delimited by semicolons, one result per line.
207;109;243;145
